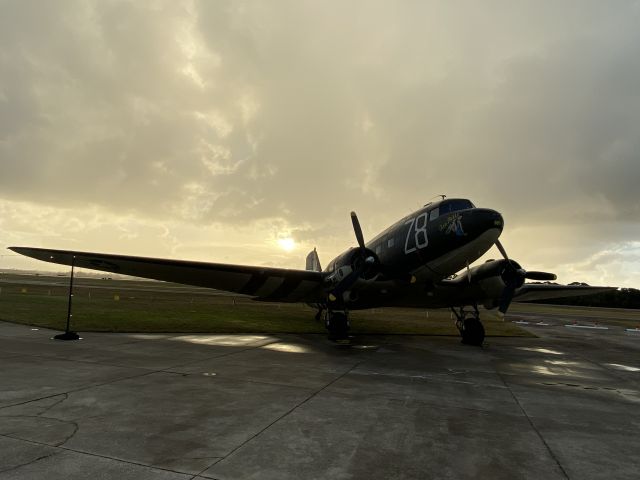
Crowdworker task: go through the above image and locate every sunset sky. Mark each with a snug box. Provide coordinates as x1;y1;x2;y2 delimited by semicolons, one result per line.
1;1;639;287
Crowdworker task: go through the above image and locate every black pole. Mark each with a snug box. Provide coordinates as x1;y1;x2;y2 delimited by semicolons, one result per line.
54;254;80;340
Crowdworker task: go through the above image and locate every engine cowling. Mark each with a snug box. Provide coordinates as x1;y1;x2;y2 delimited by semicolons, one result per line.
326;247;379;285
461;259;520;283
461;258;555;313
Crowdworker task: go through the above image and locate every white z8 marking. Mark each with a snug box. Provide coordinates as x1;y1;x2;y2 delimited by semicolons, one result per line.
404;212;429;254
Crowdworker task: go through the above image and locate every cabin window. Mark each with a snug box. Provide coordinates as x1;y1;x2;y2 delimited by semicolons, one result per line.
375;245;382;254
439;199;474;214
429;208;439;221
387;238;395;248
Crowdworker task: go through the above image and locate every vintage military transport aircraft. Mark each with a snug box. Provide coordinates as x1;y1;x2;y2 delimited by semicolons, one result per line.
10;198;613;345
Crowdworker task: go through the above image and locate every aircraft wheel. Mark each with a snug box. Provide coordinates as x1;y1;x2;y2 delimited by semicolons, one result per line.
326;311;350;341
461;318;485;346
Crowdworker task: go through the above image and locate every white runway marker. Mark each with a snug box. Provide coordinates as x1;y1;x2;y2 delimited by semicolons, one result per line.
513;320;550;326
565;324;609;330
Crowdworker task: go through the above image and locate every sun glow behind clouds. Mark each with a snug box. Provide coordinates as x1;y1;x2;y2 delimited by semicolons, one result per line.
277;237;296;252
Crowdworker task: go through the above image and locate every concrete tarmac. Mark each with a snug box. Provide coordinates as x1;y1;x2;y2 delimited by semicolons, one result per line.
0;313;638;479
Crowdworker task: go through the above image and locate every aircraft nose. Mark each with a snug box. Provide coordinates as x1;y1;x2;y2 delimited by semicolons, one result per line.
466;208;503;236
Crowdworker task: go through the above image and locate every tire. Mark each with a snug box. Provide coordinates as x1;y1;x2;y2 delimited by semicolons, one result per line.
461;318;485;346
326;312;349;340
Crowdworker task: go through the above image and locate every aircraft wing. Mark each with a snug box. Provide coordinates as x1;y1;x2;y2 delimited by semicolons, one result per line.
514;283;617;302
9;247;326;303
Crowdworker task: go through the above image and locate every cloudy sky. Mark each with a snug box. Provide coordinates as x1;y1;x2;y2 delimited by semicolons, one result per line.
1;0;639;287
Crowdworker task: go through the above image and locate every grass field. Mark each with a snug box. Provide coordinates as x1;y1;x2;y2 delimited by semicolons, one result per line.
0;273;542;337
508;302;640;328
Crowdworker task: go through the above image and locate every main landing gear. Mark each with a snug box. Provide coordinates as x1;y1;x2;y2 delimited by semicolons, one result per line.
451;304;485;346
325;310;350;342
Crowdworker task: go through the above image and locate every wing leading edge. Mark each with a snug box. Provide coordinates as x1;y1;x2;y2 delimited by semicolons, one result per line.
513;283;617;302
9;247;326;303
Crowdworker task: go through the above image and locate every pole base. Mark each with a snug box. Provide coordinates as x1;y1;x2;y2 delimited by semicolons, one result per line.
53;331;81;341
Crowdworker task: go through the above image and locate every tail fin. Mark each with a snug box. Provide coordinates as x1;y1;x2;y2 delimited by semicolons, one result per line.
305;248;322;272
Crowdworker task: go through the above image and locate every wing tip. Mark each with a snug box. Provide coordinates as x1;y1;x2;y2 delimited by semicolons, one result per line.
8;246;43;256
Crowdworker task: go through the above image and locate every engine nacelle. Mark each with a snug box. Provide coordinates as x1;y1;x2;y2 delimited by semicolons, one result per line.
458;259;525;310
325;247;379;285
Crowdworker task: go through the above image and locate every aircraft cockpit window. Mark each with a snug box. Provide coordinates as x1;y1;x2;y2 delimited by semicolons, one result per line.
429;208;439;221
439;199;474;214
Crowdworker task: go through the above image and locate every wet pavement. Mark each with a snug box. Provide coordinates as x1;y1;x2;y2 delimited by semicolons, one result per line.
0;313;638;479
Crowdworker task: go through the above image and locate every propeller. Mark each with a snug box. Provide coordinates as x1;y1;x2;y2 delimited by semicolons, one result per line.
494;239;557;314
328;212;377;303
328;211;417;303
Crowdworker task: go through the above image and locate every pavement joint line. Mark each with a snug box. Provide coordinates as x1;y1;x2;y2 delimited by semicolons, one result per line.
0;391;73;412
10;348;323;410
1;414;79;447
0;350;179;372
0;335;307;413
495;371;570;480
155;339;283;373
192;359;365;478
0;367;159;411
350;369;510;388
199;376;319;392
35;393;68;416
193;473;221;480
2;335;312;414
319;385;529;418
0;449;60;474
1;335;281;375
0;432;197;476
160;367;320;392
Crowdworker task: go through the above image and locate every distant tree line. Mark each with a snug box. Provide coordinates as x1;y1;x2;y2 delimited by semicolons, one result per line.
523;287;640;309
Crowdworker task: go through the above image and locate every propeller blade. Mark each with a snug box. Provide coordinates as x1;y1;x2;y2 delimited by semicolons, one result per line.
492;240;558;313
498;284;516;314
329;212;388;304
498;260;523;315
350;211;366;251
495;239;509;261
524;271;557;281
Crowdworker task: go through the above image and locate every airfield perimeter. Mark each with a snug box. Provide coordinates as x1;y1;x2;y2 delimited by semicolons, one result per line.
1;278;639;479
